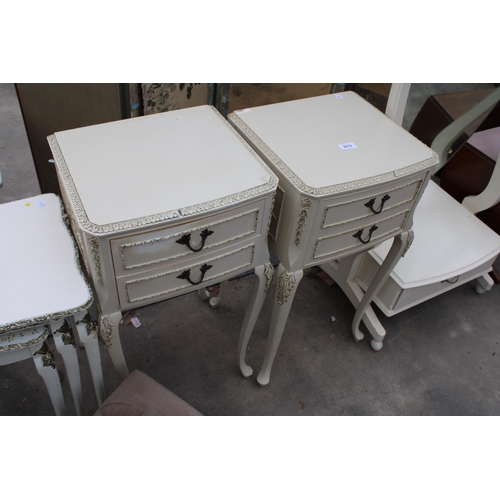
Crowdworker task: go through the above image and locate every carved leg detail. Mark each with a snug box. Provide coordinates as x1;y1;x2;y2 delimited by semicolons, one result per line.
238;264;273;378
30;341;65;416
51;318;83;415
351;231;410;349
257;264;303;387
100;311;129;381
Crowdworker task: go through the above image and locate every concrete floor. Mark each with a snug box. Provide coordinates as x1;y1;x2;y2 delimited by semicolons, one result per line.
1;82;500;416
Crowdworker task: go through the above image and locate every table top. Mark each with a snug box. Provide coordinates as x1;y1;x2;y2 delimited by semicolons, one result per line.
48;105;277;230
370;181;500;286
0;194;92;333
229;92;438;195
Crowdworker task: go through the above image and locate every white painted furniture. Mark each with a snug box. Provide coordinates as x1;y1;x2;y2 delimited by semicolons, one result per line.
48;105;278;381
321;88;500;343
0;194;102;415
229;92;439;385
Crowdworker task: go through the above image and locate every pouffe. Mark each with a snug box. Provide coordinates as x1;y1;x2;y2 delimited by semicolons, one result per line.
94;370;202;416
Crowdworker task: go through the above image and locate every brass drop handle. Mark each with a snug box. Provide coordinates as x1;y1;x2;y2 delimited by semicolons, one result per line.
353;225;379;244
177;264;213;285
365;194;391;214
176;229;214;252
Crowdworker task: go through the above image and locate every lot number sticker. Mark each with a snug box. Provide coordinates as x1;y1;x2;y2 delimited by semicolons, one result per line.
338;142;357;150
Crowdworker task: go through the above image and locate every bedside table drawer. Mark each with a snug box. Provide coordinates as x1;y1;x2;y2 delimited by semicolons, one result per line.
110;200;264;277
319;177;423;230
116;243;256;307
309;210;409;262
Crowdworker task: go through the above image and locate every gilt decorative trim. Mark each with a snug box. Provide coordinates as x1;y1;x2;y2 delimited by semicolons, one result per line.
0;195;93;334
77;312;98;336
312;210;410;260
124;244;256;304
56;172;92;276
269;186;285;241
119;208;260;271
267;190;276;237
88;237;104;286
0;327;48;352
229;113;439;196
263;263;275;294
321;179;423;229
277;270;297;305
295;198;312;246
99;315;114;349
48;125;277;235
402;230;414;257
33;341;56;369
0;193;94;335
54;320;76;347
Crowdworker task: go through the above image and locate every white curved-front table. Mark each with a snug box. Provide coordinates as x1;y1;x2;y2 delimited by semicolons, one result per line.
0;194;103;415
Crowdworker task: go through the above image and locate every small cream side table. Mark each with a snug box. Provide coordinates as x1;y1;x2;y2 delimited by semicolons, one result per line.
229;92;439;386
0;194;102;415
48;105;278;381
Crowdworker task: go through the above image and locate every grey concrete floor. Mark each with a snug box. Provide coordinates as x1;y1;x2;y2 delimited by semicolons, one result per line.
1;82;500;416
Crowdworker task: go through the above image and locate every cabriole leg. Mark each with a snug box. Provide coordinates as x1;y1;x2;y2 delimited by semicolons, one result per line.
238;263;274;378
210;280;229;309
257;264;303;387
352;231;411;350
99;311;128;381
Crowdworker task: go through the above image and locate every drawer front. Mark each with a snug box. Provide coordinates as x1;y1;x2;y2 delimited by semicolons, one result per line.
110;200;264;277
310;210;409;262
320;177;423;230
116;243;256;307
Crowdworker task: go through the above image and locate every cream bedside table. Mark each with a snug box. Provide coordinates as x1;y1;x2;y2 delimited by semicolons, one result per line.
228;91;439;386
48;105;278;381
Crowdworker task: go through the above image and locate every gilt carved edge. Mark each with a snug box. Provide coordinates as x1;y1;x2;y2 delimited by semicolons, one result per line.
88;236;104;286
263;263;275;294
0;327;49;353
99;316;114;349
402;230;414;257
229;113;439;196
0;197;93;335
277;270;297;305
48;126;277;235
295;198;312;246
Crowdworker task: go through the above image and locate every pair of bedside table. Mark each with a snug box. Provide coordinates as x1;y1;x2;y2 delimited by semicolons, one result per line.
49;93;437;386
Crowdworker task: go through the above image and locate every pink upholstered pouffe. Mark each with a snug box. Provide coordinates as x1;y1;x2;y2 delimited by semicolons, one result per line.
95;370;202;416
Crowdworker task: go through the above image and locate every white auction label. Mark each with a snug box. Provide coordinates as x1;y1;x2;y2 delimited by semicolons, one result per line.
338;142;357;150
